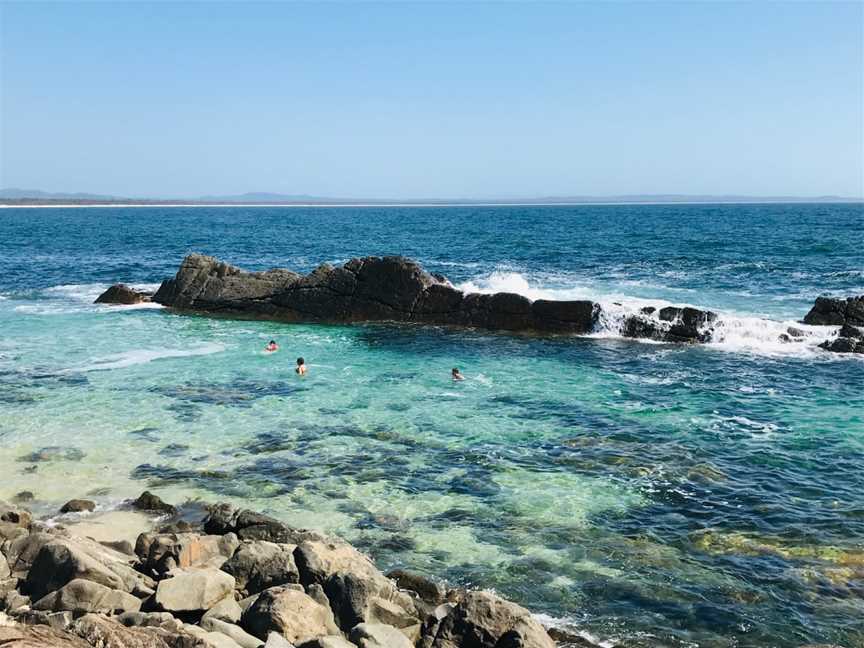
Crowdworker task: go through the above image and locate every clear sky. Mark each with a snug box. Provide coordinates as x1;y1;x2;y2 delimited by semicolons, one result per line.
1;1;862;199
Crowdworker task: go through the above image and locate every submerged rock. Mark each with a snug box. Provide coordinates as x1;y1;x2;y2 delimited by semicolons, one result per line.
18;447;85;463
94;284;153;305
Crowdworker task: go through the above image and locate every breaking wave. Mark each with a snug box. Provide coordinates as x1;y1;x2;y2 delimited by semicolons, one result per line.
457;271;843;358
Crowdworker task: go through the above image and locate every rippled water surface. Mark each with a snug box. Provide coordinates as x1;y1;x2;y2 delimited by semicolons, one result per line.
1;204;862;647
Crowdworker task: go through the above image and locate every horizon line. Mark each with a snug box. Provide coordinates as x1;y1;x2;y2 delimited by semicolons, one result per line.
3;199;864;210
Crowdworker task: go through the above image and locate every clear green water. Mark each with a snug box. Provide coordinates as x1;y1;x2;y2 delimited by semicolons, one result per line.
1;204;862;647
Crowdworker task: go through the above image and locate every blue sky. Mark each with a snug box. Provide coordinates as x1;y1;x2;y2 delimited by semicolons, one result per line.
1;1;862;199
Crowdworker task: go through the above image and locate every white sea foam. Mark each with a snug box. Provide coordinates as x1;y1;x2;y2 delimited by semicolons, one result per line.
76;343;224;372
532;614;615;648
458;271;848;358
8;283;164;315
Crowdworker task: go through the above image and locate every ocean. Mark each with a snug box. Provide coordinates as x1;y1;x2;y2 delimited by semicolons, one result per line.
1;203;862;647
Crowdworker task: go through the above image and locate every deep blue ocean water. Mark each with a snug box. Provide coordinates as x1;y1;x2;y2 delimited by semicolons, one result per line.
1;203;862;647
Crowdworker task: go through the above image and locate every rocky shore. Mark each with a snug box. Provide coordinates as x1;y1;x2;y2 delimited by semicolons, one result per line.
1;494;562;648
96;254;864;354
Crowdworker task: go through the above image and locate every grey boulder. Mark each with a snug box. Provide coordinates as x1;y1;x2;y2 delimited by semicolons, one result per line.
349;623;412;648
430;590;555;648
155;568;236;612
221;540;299;595
32;578;141;614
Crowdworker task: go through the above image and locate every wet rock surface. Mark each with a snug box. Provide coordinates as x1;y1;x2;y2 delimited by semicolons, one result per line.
94;284;153;305
152;254;711;343
0;493;560;648
803;295;864;326
818;323;864;354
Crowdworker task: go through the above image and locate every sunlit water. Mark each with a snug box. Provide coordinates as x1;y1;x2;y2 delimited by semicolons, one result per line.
1;204;862;647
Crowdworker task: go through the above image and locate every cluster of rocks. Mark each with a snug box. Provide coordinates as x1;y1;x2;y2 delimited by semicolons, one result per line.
803;295;864;354
95;254;717;344
0;495;557;648
93;253;864;354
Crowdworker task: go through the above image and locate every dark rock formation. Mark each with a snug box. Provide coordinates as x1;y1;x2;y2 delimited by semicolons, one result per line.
153;254;724;344
620;306;717;343
152;254;598;333
819;323;864;354
94;284;153;305
130;491;177;516
803;295;864;326
60;500;96;514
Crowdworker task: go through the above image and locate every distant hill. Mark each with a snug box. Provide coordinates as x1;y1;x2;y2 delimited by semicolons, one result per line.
197;192;333;203
1;188;861;205
0;188;123;201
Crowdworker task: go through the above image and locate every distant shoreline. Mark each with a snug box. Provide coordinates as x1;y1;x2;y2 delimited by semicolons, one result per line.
2;199;862;209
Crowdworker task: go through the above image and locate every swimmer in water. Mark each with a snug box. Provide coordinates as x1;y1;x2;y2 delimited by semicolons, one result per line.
265;340;279;353
296;357;307;375
451;367;465;381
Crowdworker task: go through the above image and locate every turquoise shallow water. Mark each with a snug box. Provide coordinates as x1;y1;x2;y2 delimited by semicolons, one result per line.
1;204;863;647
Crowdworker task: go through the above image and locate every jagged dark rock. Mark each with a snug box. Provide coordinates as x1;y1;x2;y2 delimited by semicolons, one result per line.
819;323;864;354
803;295;864;326
94;284;153;305
152;254;726;345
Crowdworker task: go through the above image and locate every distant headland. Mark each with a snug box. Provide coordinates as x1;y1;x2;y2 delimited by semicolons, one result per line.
1;188;861;207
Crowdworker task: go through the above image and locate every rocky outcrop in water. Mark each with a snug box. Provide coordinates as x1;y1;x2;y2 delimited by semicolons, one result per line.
152;254;718;343
803;295;864;326
818;324;864;354
0;495;559;648
94;284;153;305
801;295;864;354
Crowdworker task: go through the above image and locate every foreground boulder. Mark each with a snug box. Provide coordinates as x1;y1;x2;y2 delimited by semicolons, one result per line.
803;295;864;326
32;578;141;614
349;622;413;648
94;284;153;305
241;585;339;644
221;540;299;596
154;568;236;612
136;531;239;577
430;590;556;648
71;613;201;648
24;537;147;600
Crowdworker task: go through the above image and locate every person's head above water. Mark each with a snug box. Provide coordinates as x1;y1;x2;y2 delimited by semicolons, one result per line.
452;367;464;380
269;340;276;346
297;357;304;366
